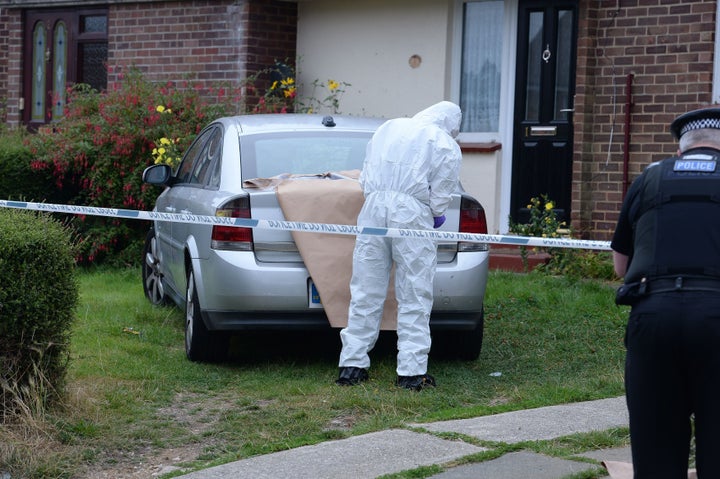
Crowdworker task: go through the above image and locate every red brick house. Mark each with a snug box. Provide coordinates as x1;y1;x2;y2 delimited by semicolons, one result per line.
0;0;297;129
0;0;718;239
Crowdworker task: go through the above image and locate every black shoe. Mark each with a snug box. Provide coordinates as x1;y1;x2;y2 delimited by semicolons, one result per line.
335;367;369;386
396;374;436;391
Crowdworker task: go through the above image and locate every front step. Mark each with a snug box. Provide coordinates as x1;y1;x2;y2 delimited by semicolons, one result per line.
489;245;550;273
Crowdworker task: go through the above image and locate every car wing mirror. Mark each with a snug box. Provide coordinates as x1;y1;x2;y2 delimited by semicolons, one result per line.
142;164;173;186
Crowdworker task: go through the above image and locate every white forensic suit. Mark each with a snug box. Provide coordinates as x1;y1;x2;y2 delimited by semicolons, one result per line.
338;101;462;377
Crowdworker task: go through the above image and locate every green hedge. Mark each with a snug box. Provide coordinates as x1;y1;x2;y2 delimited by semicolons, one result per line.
0;209;78;419
0;130;57;203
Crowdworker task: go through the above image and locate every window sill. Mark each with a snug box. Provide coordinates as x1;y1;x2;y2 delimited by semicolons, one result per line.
459;141;502;153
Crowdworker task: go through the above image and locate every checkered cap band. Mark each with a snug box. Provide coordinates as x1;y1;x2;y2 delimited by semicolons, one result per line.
680;118;720;136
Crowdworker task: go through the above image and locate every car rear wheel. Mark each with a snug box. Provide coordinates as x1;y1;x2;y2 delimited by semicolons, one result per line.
142;228;169;305
185;269;228;362
432;309;484;361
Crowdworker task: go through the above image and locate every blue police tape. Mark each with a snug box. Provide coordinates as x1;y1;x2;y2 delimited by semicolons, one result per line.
0;199;612;251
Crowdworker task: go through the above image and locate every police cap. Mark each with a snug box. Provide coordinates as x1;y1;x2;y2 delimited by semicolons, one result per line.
670;106;720;140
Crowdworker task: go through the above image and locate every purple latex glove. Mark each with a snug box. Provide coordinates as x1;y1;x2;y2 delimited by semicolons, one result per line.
433;215;446;229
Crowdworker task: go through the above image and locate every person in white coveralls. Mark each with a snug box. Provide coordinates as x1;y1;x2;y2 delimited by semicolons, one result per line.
336;101;462;390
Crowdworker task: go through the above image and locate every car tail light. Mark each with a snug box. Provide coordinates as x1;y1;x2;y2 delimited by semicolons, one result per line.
459;195;489;252
211;196;253;251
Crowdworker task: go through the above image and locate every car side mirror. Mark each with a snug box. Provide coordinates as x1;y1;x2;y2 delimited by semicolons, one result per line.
142;164;172;186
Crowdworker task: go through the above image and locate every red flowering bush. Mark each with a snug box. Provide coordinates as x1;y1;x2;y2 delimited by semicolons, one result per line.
26;63;348;266
27;69;241;265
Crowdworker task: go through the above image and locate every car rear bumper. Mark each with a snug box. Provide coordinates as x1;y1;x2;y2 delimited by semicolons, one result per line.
194;249;489;331
202;309;483;331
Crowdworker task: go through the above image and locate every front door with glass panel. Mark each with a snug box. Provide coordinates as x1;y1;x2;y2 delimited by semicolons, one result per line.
511;0;577;224
23;9;108;129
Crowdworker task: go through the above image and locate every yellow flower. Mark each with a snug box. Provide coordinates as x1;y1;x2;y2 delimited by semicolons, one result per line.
156;105;165;113
281;77;295;86
270;80;278;90
284;86;296;98
545;202;554;210
152;137;183;168
328;79;339;91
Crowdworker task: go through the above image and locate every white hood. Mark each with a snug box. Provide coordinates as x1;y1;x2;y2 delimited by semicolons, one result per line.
412;101;462;138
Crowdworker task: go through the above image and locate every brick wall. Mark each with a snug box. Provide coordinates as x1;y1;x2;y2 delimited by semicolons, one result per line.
245;1;298;80
244;0;299;105
0;8;6;123
107;0;297;106
574;0;716;240
0;0;297;128
0;7;23;126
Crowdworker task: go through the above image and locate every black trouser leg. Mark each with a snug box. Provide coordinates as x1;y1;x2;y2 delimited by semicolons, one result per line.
685;293;720;478
625;296;691;479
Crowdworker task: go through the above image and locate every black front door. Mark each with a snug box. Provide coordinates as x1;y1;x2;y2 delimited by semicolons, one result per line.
511;0;577;224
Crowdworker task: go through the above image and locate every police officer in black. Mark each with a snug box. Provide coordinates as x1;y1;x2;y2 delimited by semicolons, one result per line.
612;106;720;478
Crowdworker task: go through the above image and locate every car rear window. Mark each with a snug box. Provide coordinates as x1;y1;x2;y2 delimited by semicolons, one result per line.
240;132;372;180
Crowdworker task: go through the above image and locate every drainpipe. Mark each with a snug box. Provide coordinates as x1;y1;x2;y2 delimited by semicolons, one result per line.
623;73;634;197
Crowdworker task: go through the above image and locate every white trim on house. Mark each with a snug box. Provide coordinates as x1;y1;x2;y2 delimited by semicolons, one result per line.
451;0;518;234
498;0;518;235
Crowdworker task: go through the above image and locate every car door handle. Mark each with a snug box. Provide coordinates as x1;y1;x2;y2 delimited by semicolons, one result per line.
164;206;176;213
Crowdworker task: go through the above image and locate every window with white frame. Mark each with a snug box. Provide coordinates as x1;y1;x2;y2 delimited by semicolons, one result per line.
459;0;504;133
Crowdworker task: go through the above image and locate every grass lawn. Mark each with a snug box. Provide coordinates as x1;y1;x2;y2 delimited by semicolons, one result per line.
1;267;630;478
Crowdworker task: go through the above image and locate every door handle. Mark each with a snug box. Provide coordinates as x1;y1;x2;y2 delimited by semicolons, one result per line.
164;206;176;213
560;108;574;112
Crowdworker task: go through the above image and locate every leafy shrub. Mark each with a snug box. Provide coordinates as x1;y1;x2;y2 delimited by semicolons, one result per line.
509;194;568;240
508;195;616;279
536;250;617;280
248;60;350;114
0;209;78;420
508;194;571;270
0;129;56;203
27;70;241;264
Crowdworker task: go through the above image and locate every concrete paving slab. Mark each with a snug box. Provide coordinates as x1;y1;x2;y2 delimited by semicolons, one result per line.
426;451;600;479
577;447;632;479
174;429;485;479
414;396;628;443
579;446;632;464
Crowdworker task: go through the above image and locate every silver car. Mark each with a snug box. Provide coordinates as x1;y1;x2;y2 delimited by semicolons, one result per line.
141;114;489;362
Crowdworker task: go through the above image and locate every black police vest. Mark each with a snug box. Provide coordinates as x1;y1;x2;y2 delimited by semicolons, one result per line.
624;149;720;283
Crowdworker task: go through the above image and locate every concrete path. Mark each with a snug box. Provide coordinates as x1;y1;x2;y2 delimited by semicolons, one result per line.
175;396;631;479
